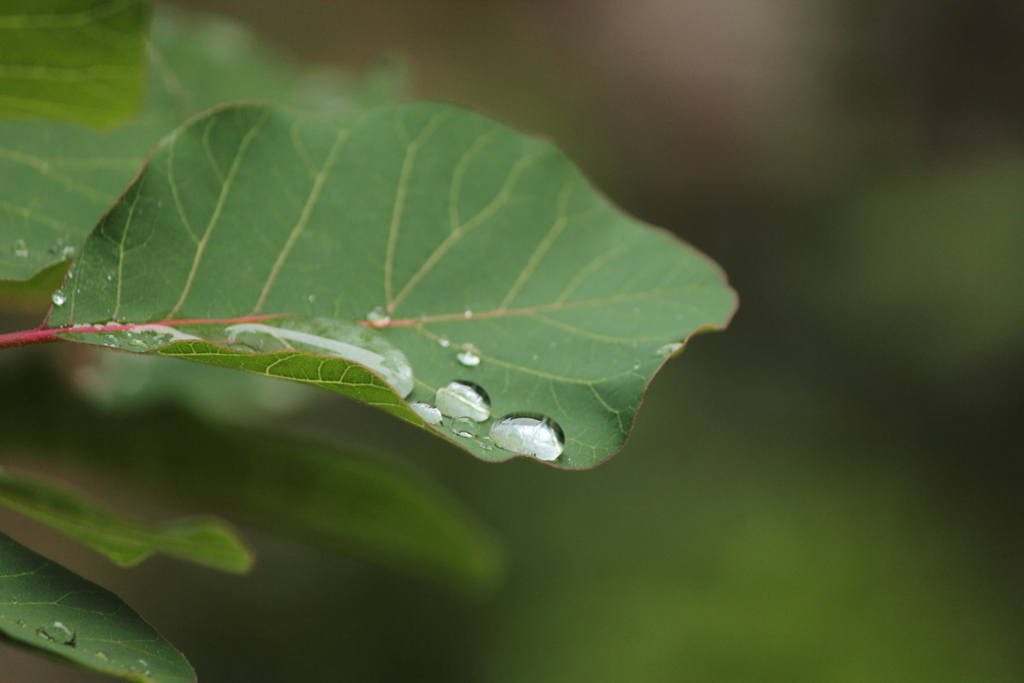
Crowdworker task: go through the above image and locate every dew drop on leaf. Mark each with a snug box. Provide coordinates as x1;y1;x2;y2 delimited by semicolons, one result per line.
456;344;481;367
447;416;478;438
12;239;28;258
409;401;442;426
95;652;109;661
435;380;490;421
365;306;389;324
477;436;495;450
224;317;414;397
654;342;683;357
438;337;450;348
489;412;565;461
51;289;66;306
61;245;76;258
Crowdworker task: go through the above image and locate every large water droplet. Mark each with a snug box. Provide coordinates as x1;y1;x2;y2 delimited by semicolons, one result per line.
12;239;28;258
489;412;565;461
456;344;481;367
51;289;66;306
435;380;490;421
365;306;389;324
654;342;683;357
224;317;414;398
409;401;442;426
447;416;478;438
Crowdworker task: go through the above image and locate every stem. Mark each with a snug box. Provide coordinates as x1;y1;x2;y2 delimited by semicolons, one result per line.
0;314;287;352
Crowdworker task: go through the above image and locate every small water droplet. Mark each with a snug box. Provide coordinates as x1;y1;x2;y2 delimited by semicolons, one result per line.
51;289;66;306
307;294;315;302
106;274;112;281
46;618;74;647
409;402;442;426
654;342;683;357
366;306;390;324
48;244;59;254
532;354;539;361
67;270;73;279
464;310;473;319
35;628;54;642
456;344;481;367
438;337;450;348
632;361;641;370
435;380;490;421
477;436;495;450
12;239;28;258
157;201;163;207
129;338;148;347
95;651;109;661
489;412;565;461
9;596;17;604
447;416;478;438
61;245;76;258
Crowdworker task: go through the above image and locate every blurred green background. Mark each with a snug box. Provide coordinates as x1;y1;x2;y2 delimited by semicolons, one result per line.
2;1;1023;680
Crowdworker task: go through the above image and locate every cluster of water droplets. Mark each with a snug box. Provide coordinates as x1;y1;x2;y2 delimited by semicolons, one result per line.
411;379;565;461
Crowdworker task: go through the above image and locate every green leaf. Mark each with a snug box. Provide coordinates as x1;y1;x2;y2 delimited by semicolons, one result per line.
47;102;737;469
0;530;194;682
0;467;252;572
0;6;405;289
0;0;149;128
0;356;502;588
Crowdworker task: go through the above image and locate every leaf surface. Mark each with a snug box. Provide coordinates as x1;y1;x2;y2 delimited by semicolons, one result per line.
0;530;194;682
0;467;252;572
48;103;738;468
0;6;403;288
0;0;149;128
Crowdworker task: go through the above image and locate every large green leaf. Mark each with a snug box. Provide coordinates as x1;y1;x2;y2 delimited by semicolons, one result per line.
0;0;149;128
46;102;737;469
0;355;502;588
0;530;194;682
0;6;404;289
0;467;252;572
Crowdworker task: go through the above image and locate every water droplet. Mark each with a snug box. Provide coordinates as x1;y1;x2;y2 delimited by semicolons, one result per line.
51;289;66;306
409;402;442;426
307;294;315;302
67;270;73;279
61;245;76;258
456;344;481;367
225;317;414;398
438;337;450;348
489;412;565;461
654;342;683;357
435;380;490;421
464;310;473;319
12;239;28;257
9;596;17;603
633;361;641;370
48;244;59;254
106;274;112;281
95;652;109;661
365;306;389;324
477;436;495;450
157;201;163;208
35;628;54;641
532;354;539;361
447;416;478;438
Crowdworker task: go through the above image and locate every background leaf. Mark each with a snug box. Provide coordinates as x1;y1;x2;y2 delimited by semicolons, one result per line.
48;102;737;469
0;0;149;128
0;467;252;572
0;5;405;289
0;353;502;589
0;530;194;682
